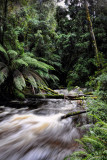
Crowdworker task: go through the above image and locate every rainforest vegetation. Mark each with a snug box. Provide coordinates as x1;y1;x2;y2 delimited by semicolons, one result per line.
0;0;107;159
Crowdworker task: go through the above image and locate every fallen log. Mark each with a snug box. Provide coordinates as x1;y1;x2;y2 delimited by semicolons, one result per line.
25;94;97;100
60;110;89;120
39;86;59;95
25;94;64;99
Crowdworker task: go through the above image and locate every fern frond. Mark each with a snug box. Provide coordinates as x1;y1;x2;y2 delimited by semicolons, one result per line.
95;127;107;136
0;45;9;61
0;67;8;85
64;155;82;160
0;45;6;53
37;57;48;62
7;50;18;59
13;59;28;68
88;155;103;160
30;70;48;88
22;54;54;71
14;89;25;100
49;74;59;82
75;139;94;153
36;61;55;71
13;70;26;90
49;61;61;67
71;150;88;157
0;62;7;70
96;121;107;126
22;56;38;67
27;74;37;89
82;137;104;149
103;150;107;155
36;70;49;79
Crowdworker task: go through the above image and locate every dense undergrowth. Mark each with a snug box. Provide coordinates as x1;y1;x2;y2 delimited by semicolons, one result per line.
65;70;107;160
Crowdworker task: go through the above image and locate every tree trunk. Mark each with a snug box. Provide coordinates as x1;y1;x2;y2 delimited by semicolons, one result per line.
84;0;100;67
2;0;8;46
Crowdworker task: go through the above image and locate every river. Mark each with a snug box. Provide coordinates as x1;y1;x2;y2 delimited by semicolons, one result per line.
0;89;91;160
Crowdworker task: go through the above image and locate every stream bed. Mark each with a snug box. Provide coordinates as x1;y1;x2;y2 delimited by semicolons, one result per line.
0;89;91;160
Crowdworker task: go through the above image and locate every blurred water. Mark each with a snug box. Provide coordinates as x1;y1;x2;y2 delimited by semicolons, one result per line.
0;97;89;160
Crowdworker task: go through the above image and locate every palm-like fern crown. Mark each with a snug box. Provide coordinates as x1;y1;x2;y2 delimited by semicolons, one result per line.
0;44;54;92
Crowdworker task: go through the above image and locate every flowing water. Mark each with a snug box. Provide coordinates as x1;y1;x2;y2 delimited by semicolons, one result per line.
0;89;90;160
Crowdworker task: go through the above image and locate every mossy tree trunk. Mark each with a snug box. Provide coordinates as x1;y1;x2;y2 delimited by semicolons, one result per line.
84;0;101;68
60;110;89;120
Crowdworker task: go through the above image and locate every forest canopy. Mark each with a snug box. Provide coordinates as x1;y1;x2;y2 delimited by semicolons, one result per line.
0;0;107;99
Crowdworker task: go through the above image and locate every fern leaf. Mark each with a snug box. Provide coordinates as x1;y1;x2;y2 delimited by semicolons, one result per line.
0;45;6;53
0;45;9;61
27;74;37;89
7;50;18;59
23;70;38;89
103;150;107;155
71;151;88;157
14;89;25;100
88;156;103;160
22;56;48;71
13;70;26;90
36;70;49;78
29;71;47;86
13;59;28;68
37;61;55;70
50;74;59;82
82;137;104;149
0;62;7;70
22;55;38;66
0;67;8;85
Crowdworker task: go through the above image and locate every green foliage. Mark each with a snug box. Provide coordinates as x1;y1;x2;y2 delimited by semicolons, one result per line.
0;0;107;93
87;98;107;122
65;121;107;160
56;0;107;87
13;70;26;91
0;45;55;98
14;89;25;100
95;73;107;101
66;61;107;160
87;67;107;101
67;57;95;89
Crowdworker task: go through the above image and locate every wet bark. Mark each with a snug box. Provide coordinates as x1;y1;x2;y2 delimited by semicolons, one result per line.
61;110;89;120
84;0;100;67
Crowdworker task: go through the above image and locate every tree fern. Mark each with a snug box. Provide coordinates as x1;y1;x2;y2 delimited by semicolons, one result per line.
0;45;56;98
